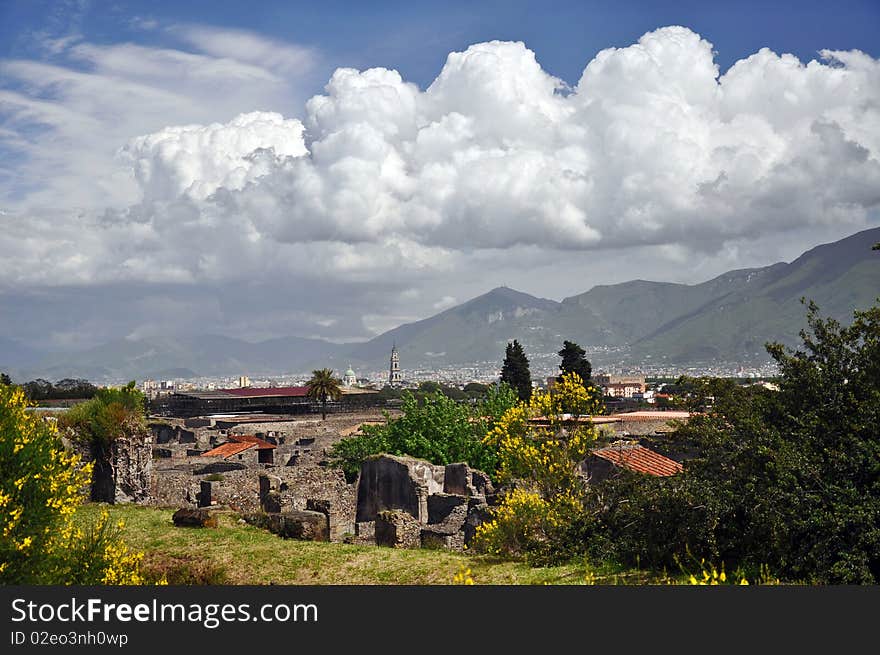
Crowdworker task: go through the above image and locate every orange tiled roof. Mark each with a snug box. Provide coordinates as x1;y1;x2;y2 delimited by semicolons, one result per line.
591;443;683;477
228;434;276;449
202;441;255;459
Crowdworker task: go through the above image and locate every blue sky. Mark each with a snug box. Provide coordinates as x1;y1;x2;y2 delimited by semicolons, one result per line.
0;0;878;354
2;0;878;89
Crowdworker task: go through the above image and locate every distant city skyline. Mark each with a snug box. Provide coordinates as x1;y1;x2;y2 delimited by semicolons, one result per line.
1;1;879;353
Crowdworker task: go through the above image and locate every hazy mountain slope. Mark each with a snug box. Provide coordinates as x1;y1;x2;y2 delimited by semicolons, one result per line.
15;227;879;380
347;227;880;370
631;227;880;363
344;287;564;368
558;265;787;346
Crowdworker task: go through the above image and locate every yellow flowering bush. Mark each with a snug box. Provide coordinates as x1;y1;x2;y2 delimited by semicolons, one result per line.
452;565;475;585
0;383;147;584
681;560;780;586
473;373;600;562
473;488;585;560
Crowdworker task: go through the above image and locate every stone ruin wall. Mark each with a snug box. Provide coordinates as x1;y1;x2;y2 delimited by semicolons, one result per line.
111;429;153;503
146;415;370;540
352;454;496;551
63;423;153;504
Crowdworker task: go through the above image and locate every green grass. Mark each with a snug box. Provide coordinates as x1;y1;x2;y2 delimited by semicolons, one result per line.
76;504;662;585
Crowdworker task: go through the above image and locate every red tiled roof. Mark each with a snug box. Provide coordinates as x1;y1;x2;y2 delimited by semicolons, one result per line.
220;386;310;398
591;443;683;477
228;434;276;449
201;441;255;459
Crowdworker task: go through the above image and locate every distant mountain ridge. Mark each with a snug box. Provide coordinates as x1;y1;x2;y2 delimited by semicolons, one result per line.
6;334;345;383
4;227;879;381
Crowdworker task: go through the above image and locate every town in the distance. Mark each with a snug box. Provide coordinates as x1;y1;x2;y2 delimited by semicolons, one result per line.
4;231;878;591
12;225;878;411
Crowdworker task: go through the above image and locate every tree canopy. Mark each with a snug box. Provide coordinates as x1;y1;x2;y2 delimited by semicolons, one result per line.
21;378;98;401
592;299;880;583
500;339;532;401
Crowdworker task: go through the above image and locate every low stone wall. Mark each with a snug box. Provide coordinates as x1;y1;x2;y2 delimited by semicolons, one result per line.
616;418;686;436
244;510;329;541
150;462;357;539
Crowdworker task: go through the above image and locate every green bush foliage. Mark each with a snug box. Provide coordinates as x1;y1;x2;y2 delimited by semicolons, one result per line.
328;383;518;481
591;300;880;583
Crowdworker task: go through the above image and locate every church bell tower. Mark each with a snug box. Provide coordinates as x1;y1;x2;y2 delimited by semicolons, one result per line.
389;344;402;386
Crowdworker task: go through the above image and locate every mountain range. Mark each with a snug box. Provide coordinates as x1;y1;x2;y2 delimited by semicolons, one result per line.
4;227;879;382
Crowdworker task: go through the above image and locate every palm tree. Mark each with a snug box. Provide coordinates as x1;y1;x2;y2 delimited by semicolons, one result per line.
306;368;343;420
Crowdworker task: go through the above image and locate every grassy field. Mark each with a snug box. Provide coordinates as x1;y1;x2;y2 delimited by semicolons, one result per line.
77;504;665;585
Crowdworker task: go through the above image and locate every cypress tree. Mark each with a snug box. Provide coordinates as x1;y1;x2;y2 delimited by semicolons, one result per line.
501;340;532;401
557;340;592;386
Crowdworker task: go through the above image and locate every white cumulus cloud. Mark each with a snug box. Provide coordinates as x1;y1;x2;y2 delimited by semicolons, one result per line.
2;25;879;346
117;26;880;265
121;111;307;202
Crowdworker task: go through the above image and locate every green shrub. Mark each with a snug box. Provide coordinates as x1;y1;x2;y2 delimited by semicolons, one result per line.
328;384;518;481
591;300;880;584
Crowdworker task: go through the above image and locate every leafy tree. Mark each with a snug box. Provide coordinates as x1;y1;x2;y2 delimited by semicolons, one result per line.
58;382;147;503
0;382;145;584
414;381;467;401
328;384;518;481
306;368;343;420
479;382;520;426
53;378;98;399
22;378;53;401
0;372;10;386
463;382;489;399
439;384;467;401
594;299;880;583
418;381;442;394
375;385;403;402
19;378;99;402
500;339;533;401
418;380;442;394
